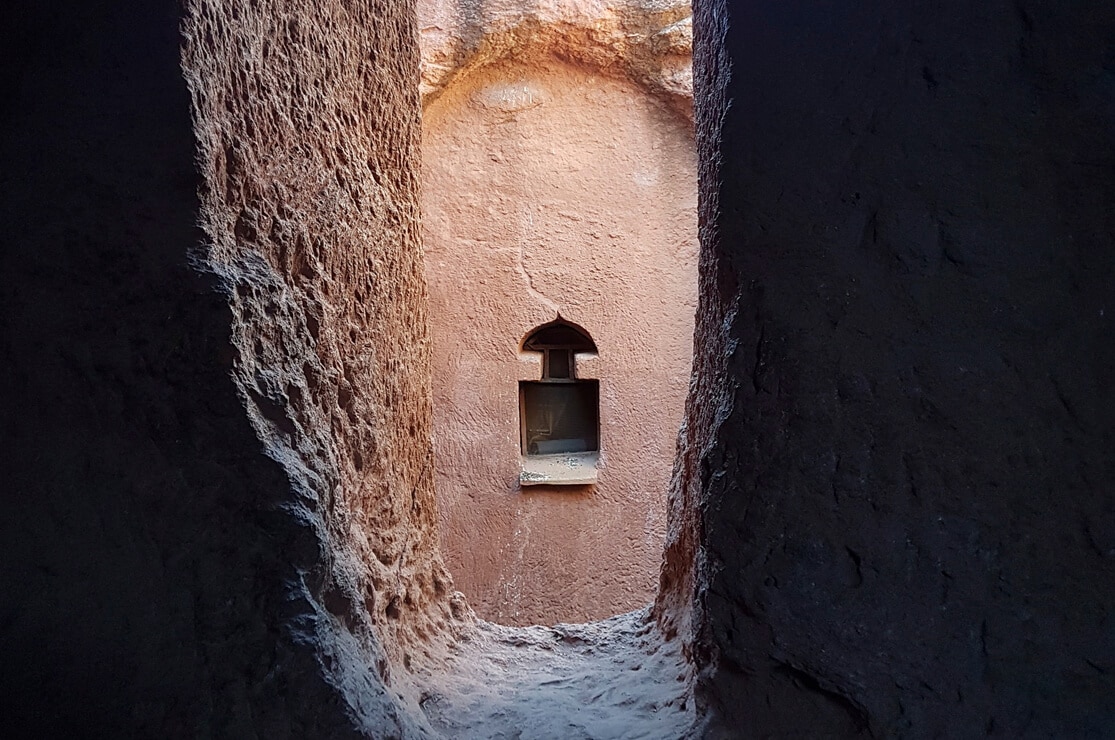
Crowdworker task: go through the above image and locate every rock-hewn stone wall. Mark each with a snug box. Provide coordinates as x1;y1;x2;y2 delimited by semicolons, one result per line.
422;53;697;625
685;0;1115;735
2;0;456;735
7;0;1114;735
418;0;698;626
418;0;693;120
184;0;459;668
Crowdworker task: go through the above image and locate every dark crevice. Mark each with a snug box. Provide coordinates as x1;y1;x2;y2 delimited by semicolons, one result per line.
773;662;873;735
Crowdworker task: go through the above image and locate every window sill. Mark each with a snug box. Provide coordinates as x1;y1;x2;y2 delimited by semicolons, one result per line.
519;452;598;486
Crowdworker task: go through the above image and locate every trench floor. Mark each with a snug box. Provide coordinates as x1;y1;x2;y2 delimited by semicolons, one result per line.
415;608;695;739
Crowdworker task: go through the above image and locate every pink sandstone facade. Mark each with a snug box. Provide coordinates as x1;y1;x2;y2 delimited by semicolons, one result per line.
419;2;696;626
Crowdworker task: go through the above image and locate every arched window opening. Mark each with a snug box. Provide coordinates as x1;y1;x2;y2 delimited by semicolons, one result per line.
522;321;597;381
519;321;600;485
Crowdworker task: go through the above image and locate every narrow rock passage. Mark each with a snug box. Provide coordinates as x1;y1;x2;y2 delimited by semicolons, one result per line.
416;609;694;739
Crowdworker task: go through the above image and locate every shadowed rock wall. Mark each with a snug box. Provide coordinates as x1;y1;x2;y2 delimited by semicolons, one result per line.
8;0;1113;735
686;0;1115;735
1;0;453;736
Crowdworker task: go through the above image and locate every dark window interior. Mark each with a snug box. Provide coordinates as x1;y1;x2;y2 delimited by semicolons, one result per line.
520;380;599;455
545;348;571;379
519;320;600;456
523;324;596;353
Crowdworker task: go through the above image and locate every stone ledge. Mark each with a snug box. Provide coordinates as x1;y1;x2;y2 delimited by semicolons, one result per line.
520;452;599;486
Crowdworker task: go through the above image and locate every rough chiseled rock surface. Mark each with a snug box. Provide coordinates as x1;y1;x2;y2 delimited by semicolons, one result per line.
683;0;1115;735
5;0;1115;736
2;0;459;736
184;0;461;674
418;0;693;120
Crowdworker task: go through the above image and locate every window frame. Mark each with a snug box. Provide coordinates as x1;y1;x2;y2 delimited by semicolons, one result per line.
518;320;601;485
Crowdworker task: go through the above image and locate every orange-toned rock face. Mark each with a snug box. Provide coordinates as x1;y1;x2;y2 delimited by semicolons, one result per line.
422;56;696;625
183;0;463;729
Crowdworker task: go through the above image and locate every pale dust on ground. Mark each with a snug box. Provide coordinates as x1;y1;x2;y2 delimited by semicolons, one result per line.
414;607;695;739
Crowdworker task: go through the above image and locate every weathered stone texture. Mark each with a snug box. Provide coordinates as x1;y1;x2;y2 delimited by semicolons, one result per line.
7;0;1115;735
686;0;1115;735
0;2;357;735
183;0;467;730
419;0;698;626
654;0;729;653
418;0;693;120
2;0;455;736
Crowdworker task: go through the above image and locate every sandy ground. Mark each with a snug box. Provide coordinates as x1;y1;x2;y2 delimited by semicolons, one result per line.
415;608;695;739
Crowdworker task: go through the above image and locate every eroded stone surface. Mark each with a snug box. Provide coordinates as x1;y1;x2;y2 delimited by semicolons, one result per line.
416;608;695;738
1;0;460;736
183;0;471;731
418;0;693;120
680;0;1115;735
0;0;394;734
10;0;1112;735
